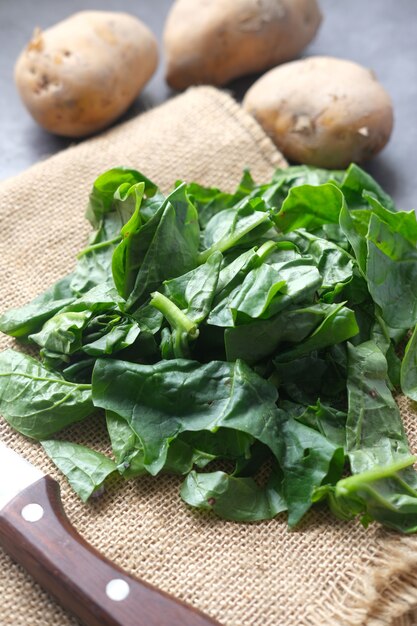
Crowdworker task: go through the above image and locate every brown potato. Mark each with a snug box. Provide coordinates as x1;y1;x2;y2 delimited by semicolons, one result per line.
164;0;322;90
15;11;158;137
243;56;394;168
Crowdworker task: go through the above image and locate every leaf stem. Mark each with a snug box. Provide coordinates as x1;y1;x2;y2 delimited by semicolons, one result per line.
256;241;276;262
150;292;199;339
77;236;122;259
336;455;416;496
198;212;269;264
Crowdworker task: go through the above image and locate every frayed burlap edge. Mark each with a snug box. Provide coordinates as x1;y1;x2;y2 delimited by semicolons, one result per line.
308;534;417;626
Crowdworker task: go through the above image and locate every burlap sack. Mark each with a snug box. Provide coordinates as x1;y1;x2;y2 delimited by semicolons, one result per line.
1;86;417;626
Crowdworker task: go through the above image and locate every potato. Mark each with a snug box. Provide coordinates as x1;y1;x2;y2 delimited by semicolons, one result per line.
243;56;394;168
15;11;158;137
164;0;322;90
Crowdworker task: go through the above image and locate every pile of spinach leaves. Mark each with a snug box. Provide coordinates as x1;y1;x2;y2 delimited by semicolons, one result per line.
2;164;417;532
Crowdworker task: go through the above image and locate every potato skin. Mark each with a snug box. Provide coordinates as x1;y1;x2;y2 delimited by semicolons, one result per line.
15;11;158;137
243;56;394;168
164;0;322;90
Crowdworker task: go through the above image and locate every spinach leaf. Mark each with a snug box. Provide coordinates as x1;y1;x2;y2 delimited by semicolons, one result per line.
208;258;321;327
290;230;354;300
401;325;417;400
86;167;157;228
224;304;330;364
273;350;347;406
150;252;223;359
334;456;417;533
0;349;93;438
162;251;223;324
83;317;140;357
363;192;417;244
92;358;281;474
117;184;200;311
71;183;142;295
180;428;254;462
185;182;234;229
274;184;344;233
274;303;359;363
294;402;347;448
341;341;417;531
271;165;344;191
346;341;411;471
366;214;417;328
339;195;367;273
28;285;140;366
339;163;396;212
228;264;287;321
106;410;147;477
181;469;286;522
110;182;146;298
200;200;271;263
0;274;76;339
276;411;345;526
41;440;117;502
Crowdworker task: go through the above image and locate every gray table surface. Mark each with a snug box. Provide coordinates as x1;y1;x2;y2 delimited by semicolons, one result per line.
1;0;416;210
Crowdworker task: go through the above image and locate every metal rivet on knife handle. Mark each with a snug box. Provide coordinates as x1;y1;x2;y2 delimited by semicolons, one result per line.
21;503;44;522
106;579;131;602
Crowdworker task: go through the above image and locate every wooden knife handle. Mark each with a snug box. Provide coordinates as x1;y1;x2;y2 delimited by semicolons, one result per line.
0;476;221;626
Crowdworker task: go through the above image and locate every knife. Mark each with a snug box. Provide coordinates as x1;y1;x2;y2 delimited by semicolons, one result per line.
0;441;221;626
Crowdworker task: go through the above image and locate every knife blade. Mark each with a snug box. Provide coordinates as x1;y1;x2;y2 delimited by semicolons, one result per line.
0;441;221;626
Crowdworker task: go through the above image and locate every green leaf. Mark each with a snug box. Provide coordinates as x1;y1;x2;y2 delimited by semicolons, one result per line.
295;402;347;448
291;230;354;299
342;341;417;532
185;182;234;229
276;411;345;526
181;469;286;522
41;440;117;501
224;303;330;364
334;456;417;533
199;201;271;263
0;274;76;339
230;264;286;321
272;165;344;190
111;183;146;299
30;310;92;355
0;349;93;439
84;320;140;357
274;184;344;233
346;341;409;471
366;213;417;328
401;325;417;400
120;184;200;311
28;284;139;363
339;196;367;273
363;192;417;244
71;181;146;295
209;258;321;327
273;349;347;406
274;303;359;362
162;251;223;324
92;358;281;474
86;167;157;228
339;163;396;212
106;410;146;477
